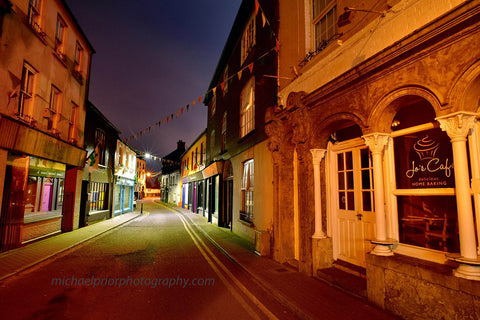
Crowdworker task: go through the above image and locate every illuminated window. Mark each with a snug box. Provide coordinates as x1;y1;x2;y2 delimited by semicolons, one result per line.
18;63;36;117
241;13;256;64
240;77;255;138
312;0;337;52
48;85;61;131
240;159;254;223
200;142;204;165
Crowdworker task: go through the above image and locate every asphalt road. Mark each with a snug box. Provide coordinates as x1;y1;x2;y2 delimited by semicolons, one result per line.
0;200;298;320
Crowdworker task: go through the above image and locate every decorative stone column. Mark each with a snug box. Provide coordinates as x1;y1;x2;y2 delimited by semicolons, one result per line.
311;149;327;239
363;133;395;256
437;111;480;280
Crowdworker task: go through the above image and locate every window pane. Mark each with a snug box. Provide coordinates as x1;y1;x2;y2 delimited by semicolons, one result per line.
362;169;371;189
347;191;354;210
337;172;345;190
345;151;353;170
362;191;372;212
339;192;345;210
398;195;459;252
337;153;344;170
346;171;354;190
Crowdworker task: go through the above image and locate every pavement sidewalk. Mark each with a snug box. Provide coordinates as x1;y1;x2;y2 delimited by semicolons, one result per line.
167;204;398;320
0;211;140;281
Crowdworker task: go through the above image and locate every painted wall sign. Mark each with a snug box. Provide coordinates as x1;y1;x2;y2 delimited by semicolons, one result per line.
394;128;455;189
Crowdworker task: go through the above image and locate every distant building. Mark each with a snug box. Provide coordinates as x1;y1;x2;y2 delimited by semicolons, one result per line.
204;0;278;254
135;155;146;200
0;0;93;250
113;140;136;215
180;129;206;215
79;101;119;227
160;140;185;205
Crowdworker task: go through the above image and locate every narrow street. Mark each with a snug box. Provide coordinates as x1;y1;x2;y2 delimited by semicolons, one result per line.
0;200;396;320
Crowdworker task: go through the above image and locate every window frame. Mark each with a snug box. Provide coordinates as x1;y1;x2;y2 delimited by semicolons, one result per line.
48;85;62;132
221;111;227;153
240;77;255;138
18;63;37;117
311;0;337;53
55;14;67;54
240;159;254;223
95;129;106;166
241;13;256;64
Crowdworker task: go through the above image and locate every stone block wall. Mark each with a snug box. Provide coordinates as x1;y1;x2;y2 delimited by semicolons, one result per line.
366;253;480;319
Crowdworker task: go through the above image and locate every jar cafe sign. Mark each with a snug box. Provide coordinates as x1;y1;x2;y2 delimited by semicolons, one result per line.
394;128;455;189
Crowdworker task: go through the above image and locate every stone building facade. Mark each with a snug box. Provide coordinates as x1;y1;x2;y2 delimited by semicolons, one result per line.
268;0;480;318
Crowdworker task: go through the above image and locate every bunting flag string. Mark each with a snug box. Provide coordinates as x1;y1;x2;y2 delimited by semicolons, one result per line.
124;1;278;143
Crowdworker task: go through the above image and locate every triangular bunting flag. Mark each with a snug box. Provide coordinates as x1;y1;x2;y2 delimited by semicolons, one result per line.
238;70;243;80
262;12;266;27
248;63;254;73
220;81;225;91
199;96;202;104
212;87;217;95
255;0;259;15
192;100;195;107
186;104;190;111
167;116;169;123
176;111;179;117
171;113;174;119
181;107;184;115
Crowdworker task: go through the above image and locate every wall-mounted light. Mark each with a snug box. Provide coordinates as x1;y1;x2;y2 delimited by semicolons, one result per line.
338;7;386;27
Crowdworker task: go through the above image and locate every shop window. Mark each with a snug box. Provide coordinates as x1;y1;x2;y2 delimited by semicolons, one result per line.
90;182;108;212
24;157;65;216
240;159;254;223
391;101;459;253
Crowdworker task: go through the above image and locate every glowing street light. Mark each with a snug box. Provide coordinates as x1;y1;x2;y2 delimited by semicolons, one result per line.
145;153;151;159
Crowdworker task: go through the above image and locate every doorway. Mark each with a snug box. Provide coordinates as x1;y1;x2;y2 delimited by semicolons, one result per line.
330;138;376;267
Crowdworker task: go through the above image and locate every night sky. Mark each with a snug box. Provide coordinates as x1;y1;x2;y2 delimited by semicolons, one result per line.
65;0;242;172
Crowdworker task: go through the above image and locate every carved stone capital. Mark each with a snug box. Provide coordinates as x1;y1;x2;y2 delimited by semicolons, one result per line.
436;112;477;142
287;108;310;147
310;149;326;165
285;91;307;111
363;133;390;154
